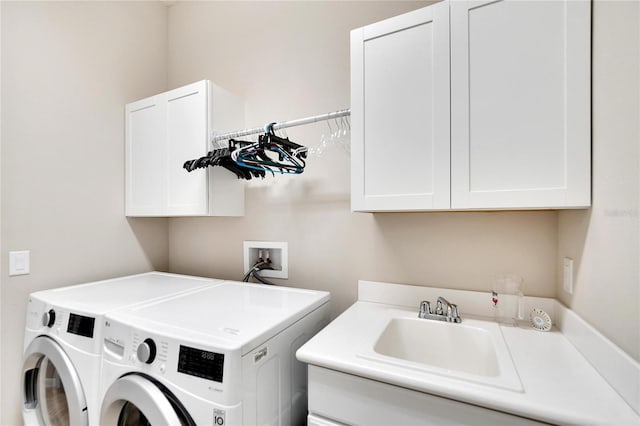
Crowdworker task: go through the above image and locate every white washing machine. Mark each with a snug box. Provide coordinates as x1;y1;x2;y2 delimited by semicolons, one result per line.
99;281;330;426
22;272;223;426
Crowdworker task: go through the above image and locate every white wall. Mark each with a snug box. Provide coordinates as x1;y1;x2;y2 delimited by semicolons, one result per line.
557;0;640;362
0;2;169;424
166;1;559;318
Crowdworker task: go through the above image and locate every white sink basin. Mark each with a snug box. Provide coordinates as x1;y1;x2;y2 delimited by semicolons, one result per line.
374;318;500;376
361;315;523;392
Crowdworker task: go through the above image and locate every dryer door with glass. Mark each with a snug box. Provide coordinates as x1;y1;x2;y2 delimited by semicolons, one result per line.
22;336;88;426
100;374;195;426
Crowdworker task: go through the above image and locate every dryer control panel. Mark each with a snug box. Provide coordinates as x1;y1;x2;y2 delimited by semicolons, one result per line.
67;313;95;338
24;296;101;355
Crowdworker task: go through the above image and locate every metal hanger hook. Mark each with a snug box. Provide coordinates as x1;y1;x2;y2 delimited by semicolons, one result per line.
264;122;277;135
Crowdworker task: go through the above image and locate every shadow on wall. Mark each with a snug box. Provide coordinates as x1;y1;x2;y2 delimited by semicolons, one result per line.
369;210;558;296
126;217;170;272
246;183;350;209
243;141;351;208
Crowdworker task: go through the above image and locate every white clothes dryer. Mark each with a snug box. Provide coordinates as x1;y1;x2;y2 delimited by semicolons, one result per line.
99;281;330;426
22;272;222;426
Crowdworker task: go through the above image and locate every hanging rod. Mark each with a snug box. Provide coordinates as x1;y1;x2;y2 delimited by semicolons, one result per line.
211;108;351;143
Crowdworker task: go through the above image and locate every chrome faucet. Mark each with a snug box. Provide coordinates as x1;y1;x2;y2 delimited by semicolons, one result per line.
418;297;461;323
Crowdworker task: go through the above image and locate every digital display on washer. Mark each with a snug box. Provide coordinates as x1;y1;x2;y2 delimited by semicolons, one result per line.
178;345;224;383
67;313;95;338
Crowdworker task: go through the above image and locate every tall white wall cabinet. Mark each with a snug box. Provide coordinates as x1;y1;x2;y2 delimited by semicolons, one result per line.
351;0;591;212
125;80;245;217
351;2;451;211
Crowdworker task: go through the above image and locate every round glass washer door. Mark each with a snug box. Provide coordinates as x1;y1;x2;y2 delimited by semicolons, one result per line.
101;374;194;426
22;336;88;426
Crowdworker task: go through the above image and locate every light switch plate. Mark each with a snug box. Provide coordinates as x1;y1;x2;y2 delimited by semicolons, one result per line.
9;250;30;276
563;257;573;294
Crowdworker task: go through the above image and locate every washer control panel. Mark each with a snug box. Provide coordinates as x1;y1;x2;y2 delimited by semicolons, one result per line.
177;345;224;383
101;317;236;398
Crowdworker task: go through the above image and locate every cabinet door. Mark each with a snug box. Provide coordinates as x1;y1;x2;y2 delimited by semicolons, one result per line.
165;81;209;216
450;0;591;209
351;2;450;212
126;80;244;217
125;97;166;216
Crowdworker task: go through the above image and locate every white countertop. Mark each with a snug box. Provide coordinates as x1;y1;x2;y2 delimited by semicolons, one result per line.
297;301;639;425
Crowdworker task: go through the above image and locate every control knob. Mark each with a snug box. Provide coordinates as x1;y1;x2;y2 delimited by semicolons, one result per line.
42;309;56;328
136;338;157;364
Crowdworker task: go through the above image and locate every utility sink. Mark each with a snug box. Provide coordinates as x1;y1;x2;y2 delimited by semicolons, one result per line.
361;315;524;392
375;318;500;376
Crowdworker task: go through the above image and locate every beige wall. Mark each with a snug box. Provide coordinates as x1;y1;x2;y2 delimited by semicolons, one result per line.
166;1;559;318
0;1;636;425
558;0;640;362
0;1;3;419
0;2;169;424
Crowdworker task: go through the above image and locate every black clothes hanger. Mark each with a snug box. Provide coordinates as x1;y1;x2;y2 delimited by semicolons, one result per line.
183;124;308;180
232;125;307;175
183;140;265;180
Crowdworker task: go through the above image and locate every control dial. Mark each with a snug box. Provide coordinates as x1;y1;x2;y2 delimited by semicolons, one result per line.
42;309;56;328
136;338;157;364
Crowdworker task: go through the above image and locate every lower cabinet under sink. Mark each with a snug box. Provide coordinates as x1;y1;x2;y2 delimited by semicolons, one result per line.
306;366;544;426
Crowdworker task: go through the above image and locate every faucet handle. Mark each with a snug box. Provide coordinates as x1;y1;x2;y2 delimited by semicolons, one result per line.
419;300;431;318
449;304;461;323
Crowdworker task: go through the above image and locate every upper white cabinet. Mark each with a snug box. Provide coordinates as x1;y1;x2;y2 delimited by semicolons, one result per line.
351;0;591;212
450;0;591;209
126;80;245;217
351;2;450;211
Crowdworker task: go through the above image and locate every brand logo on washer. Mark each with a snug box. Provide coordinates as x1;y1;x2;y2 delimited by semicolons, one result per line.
254;347;268;364
213;409;225;426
